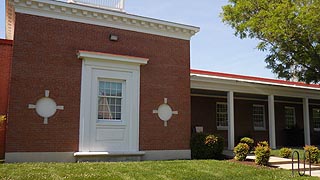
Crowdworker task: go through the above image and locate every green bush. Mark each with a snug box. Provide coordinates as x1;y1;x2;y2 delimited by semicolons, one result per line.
239;137;254;152
304;145;320;164
234;143;249;161
257;141;269;147
279;147;292;158
254;141;271;166
0;115;6;122
190;133;224;159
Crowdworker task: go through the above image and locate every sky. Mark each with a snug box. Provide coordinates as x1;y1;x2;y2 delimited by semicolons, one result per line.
0;0;276;78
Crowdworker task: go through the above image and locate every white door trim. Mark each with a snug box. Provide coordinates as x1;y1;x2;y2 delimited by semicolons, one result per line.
78;51;148;152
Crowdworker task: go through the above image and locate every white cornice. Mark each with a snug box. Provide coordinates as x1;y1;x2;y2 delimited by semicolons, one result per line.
6;0;15;40
9;0;200;40
77;50;149;65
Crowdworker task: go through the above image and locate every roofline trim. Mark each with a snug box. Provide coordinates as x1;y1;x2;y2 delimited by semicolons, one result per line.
191;69;320;91
10;0;200;40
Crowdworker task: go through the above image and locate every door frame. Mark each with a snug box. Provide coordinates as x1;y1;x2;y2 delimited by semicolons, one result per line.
77;51;148;152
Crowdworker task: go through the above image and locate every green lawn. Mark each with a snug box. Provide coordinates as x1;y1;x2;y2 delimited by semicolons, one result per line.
0;160;318;180
271;148;306;159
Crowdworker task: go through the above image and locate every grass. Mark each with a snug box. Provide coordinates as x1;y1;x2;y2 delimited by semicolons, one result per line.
0;160;318;180
271;148;305;159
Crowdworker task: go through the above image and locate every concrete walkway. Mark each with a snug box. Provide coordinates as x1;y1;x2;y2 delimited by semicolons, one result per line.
223;151;320;178
248;155;320;178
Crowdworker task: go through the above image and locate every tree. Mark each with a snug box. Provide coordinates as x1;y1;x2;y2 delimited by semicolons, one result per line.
221;0;320;84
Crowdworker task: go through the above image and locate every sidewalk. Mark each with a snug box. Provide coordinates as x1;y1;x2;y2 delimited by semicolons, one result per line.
223;150;320;178
248;155;320;177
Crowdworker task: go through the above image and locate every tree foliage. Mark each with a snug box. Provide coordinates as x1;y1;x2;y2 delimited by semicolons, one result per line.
221;0;320;83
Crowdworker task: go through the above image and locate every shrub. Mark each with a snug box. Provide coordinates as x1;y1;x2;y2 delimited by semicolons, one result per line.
257;141;269;147
304;145;320;164
0;115;6;122
190;133;224;159
234;143;249;161
279;147;292;158
254;141;271;166
239;137;254;152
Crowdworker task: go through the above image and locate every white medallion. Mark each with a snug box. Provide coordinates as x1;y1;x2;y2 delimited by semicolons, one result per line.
28;90;64;124
153;98;178;127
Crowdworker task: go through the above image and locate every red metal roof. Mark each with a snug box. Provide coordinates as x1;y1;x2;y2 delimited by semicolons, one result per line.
191;69;320;89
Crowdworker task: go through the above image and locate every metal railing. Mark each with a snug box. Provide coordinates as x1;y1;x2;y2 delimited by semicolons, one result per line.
69;0;125;11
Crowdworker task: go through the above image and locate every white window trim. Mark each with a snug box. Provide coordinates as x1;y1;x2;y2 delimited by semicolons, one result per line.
313;108;320;132
216;102;228;130
253;104;266;131
284;106;296;129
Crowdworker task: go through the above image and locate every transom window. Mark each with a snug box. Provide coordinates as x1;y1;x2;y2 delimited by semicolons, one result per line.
253;105;265;130
285;107;296;129
313;108;320;131
98;80;123;121
216;102;228;130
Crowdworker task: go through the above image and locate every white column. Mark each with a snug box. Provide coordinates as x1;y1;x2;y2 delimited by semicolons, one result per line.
268;95;276;149
303;98;311;145
227;91;235;150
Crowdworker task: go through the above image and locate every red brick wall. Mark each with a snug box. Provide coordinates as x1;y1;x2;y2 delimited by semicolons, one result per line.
234;99;269;144
191;96;228;145
0;39;13;158
6;13;191;152
191;95;313;147
275;102;304;147
310;104;320;145
191;96;269;147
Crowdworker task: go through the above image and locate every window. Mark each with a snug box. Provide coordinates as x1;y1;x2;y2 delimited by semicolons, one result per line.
216;102;228;130
313;108;320;131
253;105;265;130
97;80;123;121
285;107;296;129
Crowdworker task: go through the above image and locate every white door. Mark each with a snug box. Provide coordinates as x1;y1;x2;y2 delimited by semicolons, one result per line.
89;69;132;151
78;51;146;153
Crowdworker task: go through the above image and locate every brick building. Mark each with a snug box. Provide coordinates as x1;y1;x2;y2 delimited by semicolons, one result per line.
0;0;319;162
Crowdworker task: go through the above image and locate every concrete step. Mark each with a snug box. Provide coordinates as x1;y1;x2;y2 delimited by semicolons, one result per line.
74;151;145;162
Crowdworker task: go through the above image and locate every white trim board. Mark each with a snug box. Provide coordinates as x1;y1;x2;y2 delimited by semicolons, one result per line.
191;76;320;100
77;50;149;65
191;73;320;91
10;0;200;40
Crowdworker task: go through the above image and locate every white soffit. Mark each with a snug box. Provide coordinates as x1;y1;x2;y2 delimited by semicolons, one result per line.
9;0;200;40
77;50;149;65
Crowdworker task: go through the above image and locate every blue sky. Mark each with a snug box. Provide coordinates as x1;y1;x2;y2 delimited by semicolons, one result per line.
0;0;275;78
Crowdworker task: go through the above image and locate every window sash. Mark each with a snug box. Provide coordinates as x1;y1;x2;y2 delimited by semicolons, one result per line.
216;102;228;130
313;108;320;131
253;105;265;130
285;107;296;129
97;80;123;121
